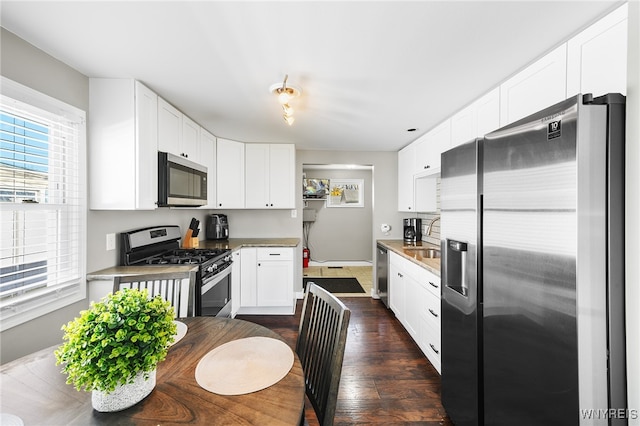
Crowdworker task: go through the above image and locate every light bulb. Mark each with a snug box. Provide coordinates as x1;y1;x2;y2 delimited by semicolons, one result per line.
278;91;290;105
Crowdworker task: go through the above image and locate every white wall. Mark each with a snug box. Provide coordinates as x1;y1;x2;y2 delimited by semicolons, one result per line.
626;2;639;423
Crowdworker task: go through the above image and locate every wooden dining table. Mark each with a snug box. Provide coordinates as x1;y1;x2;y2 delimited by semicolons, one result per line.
0;317;306;425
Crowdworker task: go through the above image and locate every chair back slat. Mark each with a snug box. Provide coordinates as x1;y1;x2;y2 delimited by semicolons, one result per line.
112;271;196;318
296;283;350;426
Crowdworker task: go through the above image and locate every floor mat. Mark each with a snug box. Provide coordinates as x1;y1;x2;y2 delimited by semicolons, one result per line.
303;277;365;294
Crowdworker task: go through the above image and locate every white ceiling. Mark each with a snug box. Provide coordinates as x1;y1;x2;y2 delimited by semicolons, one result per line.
0;1;623;152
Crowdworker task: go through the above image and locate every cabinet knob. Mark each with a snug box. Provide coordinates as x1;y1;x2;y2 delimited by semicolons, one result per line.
266;203;269;207
424;165;430;169
429;308;438;318
429;281;438;288
429;343;439;354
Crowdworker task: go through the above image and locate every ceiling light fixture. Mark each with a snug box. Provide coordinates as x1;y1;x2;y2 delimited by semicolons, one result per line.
269;74;301;126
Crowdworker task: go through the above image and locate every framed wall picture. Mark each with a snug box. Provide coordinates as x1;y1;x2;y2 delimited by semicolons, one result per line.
327;179;364;207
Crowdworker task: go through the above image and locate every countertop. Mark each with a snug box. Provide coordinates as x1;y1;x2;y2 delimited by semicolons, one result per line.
377;239;441;276
199;237;300;251
87;238;300;281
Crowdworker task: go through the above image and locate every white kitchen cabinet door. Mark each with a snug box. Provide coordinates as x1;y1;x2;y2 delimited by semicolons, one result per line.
134;82;159;210
216;138;245;208
389;254;405;319
450;104;476;148
245;144;270;208
414;119;451;173
199;129;217;209
475;88;501;137
158;97;182;156
256;260;293;306
567;3;628;97
398;144;415;212
181;115;200;160
403;273;422;340
268;144;295;209
89;79;158;210
231;250;241;317
240;248;257;307
500;44;567;125
245;144;295;209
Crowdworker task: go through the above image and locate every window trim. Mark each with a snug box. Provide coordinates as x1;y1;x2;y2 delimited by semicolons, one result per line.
0;76;87;331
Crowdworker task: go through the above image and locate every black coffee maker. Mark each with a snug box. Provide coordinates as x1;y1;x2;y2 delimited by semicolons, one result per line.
403;218;422;243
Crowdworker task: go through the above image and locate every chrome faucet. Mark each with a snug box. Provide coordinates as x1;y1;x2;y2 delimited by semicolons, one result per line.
427;216;441;236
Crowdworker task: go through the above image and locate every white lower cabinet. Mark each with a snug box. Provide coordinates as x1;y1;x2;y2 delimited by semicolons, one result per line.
238;247;295;314
389;251;441;374
230;250;242;317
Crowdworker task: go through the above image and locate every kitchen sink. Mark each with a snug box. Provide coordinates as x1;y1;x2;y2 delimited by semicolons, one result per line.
403;247;441;259
417;248;441;259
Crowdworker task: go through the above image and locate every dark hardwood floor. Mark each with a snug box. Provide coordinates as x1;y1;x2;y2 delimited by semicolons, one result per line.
237;297;454;425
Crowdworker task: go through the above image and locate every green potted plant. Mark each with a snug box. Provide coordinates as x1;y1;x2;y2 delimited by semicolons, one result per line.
55;288;177;412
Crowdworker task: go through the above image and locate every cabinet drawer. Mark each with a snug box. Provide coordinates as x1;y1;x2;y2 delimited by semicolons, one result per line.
257;247;293;261
421;270;441;298
423;290;441;336
420;317;442;374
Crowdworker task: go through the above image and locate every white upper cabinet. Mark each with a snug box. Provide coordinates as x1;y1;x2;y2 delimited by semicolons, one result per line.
451;88;500;148
158;97;200;160
216;138;245;208
157;98;182;156
245;144;270;208
245;143;295;209
269;144;296;209
500;44;567;125
89;79;158;210
398;143;415;212
199;129;217;209
567;3;628;97
414;119;451;174
181;115;200;160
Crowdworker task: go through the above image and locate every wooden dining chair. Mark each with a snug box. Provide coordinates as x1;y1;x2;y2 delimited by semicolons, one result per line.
112;271;196;318
296;283;351;426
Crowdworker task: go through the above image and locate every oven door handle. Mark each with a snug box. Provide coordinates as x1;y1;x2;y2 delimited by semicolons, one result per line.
200;266;231;294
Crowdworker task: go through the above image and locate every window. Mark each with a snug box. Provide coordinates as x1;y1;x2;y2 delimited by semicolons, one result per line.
0;77;86;331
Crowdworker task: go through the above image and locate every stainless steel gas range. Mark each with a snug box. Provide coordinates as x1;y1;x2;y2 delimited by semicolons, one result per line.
120;225;232;317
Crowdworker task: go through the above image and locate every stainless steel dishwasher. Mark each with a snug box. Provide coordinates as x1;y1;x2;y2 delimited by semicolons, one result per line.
376;243;389;308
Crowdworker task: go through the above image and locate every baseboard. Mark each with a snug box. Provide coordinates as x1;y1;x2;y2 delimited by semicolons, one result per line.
307;260;373;267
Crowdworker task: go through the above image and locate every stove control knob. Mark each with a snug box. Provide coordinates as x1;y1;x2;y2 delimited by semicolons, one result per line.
206;266;214;273
212;263;218;270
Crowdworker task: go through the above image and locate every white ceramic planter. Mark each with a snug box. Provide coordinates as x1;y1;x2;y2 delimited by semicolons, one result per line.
91;369;156;412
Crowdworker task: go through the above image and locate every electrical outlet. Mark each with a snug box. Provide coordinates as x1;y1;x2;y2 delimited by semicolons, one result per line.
106;233;116;251
291;209;297;218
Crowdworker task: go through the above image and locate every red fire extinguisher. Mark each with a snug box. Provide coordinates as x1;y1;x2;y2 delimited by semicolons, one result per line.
303;247;310;268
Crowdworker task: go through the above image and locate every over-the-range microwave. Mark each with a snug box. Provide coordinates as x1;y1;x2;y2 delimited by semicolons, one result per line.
158;151;207;207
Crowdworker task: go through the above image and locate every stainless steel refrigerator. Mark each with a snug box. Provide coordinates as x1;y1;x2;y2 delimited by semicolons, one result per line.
440;94;626;426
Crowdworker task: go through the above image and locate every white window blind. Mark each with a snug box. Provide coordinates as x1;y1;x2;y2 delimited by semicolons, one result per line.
0;77;86;331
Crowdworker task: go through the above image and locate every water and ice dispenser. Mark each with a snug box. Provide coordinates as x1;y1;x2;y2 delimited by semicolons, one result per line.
445;239;468;296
